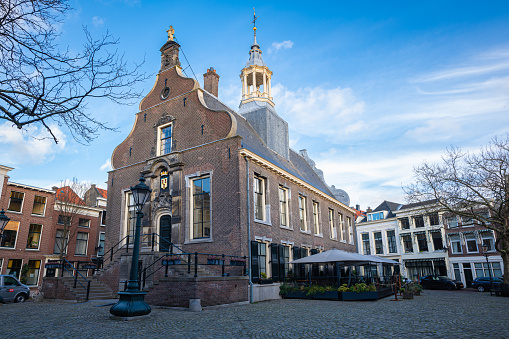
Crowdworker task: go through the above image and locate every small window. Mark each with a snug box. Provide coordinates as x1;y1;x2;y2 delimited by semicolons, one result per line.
58;215;71;225
26;224;42;249
399;218;410;230
101;210;107;226
159;124;173;155
279;187;289;227
25;260;41;285
54;229;68;254
447;216;458;228
339;213;346;241
481;231;495;252
313;202;320;235
299;195;307;232
75;232;89;255
347;216;353;243
98;232;105;256
78;218;90;228
1;221;19;248
32;196;47;215
431;232;444;251
450;235;462;254
414;215;425;228
368;212;383;221
429;213;440;226
7;191;24;212
465;234;478;253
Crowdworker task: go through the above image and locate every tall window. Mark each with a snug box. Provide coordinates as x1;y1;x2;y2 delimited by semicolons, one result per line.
54;229;68;254
7;191;24;212
481;231;495;252
313;202;320;235
25;260;41;285
283;245;291;276
98;232;105;256
387;230;397;253
0;221;19;248
431;231;444;251
192;176;211;239
125;193;136;239
374;232;383;254
26;224;42;249
101;210;107;226
279;187;288;227
402;235;413;253
429;213;440;226
254;176;266;221
416;233;428;252
399;218;410;230
75;232;88;255
465;233;478;253
347;216;353;243
414;215;425;228
362;233;371;255
159;124;172;155
447;216;458;228
32;196;47;215
450;235;462;254
329;209;336;239
340;213;347;241
251;241;267;281
299;195;307;231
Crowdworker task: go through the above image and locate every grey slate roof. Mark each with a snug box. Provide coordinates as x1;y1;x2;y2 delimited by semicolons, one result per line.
400;199;438;211
202;91;337;200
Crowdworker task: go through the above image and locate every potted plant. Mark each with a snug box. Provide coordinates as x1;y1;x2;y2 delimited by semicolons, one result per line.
280;284;306;299
229;257;246;266
163;256;181;265
259;272;273;284
207;255;224;265
413;283;423;296
400;288;414;299
307;285;339;300
339;283;379;301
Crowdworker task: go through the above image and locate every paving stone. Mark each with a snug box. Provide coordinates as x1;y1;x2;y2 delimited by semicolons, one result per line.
1;289;508;338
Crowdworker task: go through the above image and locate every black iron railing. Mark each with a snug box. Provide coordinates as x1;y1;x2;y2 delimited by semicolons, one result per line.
47;259;91;301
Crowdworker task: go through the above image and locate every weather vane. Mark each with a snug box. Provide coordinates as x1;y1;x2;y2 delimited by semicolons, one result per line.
251;8;258;45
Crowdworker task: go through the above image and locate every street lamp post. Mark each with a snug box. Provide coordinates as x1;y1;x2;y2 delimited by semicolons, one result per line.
0;209;10;303
110;175;152;317
482;244;494;292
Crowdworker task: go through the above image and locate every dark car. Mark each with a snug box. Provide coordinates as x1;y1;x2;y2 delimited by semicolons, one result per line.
420;275;464;290
471;277;503;292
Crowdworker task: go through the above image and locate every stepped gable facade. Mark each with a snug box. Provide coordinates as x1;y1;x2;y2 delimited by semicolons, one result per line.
106;26;355;286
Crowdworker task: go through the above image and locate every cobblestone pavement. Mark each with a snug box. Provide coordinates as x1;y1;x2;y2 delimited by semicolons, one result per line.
1;289;508;338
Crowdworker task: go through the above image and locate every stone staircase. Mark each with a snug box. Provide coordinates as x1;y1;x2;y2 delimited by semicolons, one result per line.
59;276;117;301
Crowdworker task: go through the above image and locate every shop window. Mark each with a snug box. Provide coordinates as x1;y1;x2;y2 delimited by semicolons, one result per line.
402;234;413;253
414;215;425;228
387;230;397;253
191;176;211;239
7;191;24;212
32;196;47;215
299;195;308;232
7;259;22;279
78;218;90;228
417;233;428;252
254;175;267;222
26;224;42;249
450;235;462;254
1;221;19;248
25;260;41;286
75;232;88;255
465;234;478;253
362;233;371;255
279;187;289;227
431;231;444;251
374;232;383;254
313;201;320;235
399;218;410;230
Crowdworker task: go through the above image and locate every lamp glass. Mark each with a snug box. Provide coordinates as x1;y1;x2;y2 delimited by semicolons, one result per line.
130;176;152;213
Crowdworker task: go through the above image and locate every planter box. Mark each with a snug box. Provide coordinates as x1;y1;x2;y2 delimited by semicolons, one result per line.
340;291;378;301
309;291;339;300
403;292;414;299
229;261;245;266
259;279;274;285
283;291;307;299
162;259;181;265
207;259;224;265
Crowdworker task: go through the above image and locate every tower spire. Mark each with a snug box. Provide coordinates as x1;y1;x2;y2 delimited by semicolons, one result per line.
252;8;259;46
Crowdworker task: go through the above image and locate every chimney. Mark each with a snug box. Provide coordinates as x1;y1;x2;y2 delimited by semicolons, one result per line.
203;67;220;97
356;204;360;211
367;207;372;213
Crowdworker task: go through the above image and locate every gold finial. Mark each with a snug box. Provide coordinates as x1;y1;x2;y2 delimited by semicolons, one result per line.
166;26;175;41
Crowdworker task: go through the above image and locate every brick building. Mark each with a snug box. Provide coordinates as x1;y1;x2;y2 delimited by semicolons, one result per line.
104;26;355;303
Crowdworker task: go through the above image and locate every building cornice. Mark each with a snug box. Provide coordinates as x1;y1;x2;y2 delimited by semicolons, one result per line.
8;181;55;194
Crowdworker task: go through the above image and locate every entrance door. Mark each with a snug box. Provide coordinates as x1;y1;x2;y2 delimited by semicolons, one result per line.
463;263;474;287
159;215;171;252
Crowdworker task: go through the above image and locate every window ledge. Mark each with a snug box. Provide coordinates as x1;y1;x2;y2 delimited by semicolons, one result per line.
25;249;40;251
340;240;347;243
314;233;323;238
330;237;338;242
254;219;272;226
78;226;91;228
0;247;16;250
6;210;22;214
280;226;293;231
31;214;46;218
185;238;213;244
300;230;311;235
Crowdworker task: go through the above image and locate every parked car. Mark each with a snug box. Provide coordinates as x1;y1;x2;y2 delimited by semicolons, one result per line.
471;277;503;292
420;275;464;290
0;275;30;303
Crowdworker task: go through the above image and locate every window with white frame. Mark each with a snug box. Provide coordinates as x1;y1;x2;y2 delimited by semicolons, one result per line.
313;201;320;235
416;233;428;252
367;212;383;221
191;175;211;239
481;231;495;252
414;215;425;228
125;192;136;239
279;186;289;227
101;210;107;226
78;218;90;228
254;175;266;222
158;123;173;155
25;260;41;286
32;195;47;215
387;230;397;253
75;232;88;255
0;221;19;248
26;224;42;249
428;212;440;226
347;216;353;243
399;218;410;230
362;233;371;255
447;216;458;228
7;191;24;212
462;216;475;227
329;209;336;239
431;231;444;251
340;213;346;241
374;232;383;254
54;229;68;254
299;195;307;232
492;262;502;277
465;233;478;253
402;234;413;253
450;234;462;254
98;232;105;256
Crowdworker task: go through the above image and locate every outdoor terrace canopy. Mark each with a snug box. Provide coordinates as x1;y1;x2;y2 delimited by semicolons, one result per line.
289;249;400;265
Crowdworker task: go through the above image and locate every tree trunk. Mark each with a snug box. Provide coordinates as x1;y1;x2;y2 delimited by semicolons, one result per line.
502;251;509;285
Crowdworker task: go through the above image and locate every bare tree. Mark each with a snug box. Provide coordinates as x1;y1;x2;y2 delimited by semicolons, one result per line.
54;179;90;260
405;134;509;284
0;0;147;144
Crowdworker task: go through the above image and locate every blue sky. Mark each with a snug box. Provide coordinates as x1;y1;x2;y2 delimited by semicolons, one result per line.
1;0;509;210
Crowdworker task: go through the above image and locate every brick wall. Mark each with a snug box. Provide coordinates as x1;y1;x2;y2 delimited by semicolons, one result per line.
41;277;75;300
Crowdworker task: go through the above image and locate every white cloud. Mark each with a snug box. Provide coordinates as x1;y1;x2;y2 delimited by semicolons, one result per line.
267;40;294;54
92;16;104;27
100;158;112;171
218;83;241;109
272;83;366;142
0;123;66;165
404;118;461;143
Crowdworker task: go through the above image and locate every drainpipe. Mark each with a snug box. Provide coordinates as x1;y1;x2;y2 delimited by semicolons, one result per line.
245;156;253;303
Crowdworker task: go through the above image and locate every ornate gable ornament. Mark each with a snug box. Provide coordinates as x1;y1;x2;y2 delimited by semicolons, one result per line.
154;113;175;128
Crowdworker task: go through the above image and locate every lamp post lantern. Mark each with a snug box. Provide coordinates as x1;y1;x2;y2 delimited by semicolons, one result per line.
0;209;10;237
110;175;152;317
482;244;494;292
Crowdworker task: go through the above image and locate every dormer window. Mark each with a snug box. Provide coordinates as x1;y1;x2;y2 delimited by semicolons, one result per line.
158;123;172;155
367;211;384;221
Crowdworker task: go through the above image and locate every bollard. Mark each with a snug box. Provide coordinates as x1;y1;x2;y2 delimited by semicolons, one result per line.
189;299;202;312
